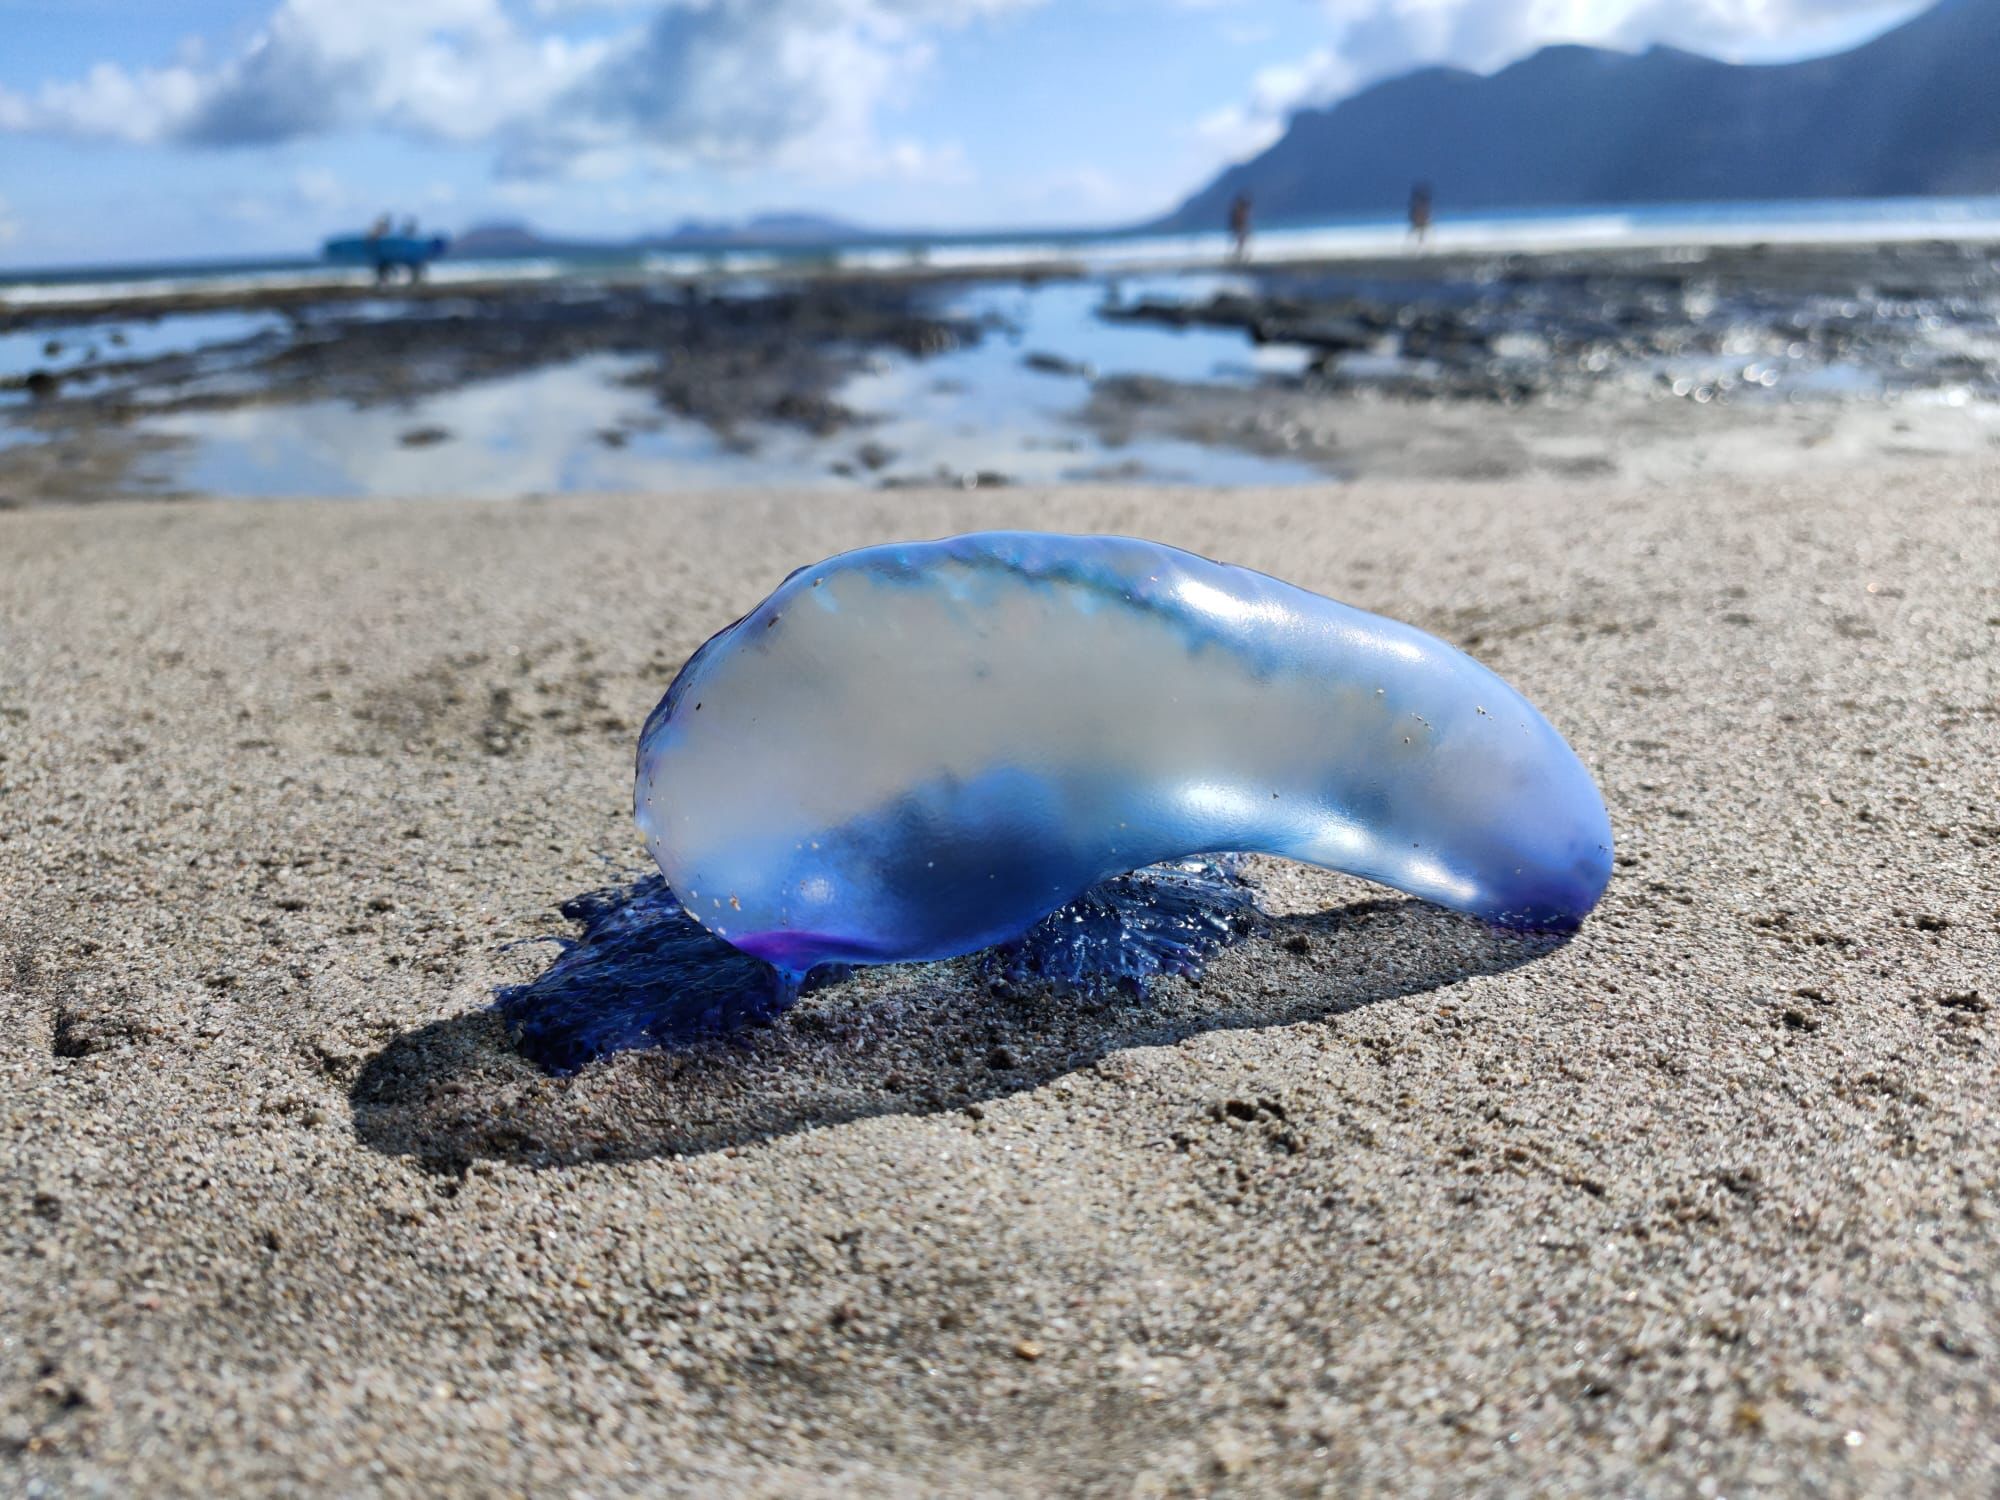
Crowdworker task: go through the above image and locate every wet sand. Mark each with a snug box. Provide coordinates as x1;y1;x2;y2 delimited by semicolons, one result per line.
2;468;1997;1494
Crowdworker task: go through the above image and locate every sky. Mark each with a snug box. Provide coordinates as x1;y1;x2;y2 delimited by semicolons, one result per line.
0;0;1934;268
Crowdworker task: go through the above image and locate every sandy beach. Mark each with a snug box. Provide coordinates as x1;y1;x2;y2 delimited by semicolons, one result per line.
2;466;1996;1494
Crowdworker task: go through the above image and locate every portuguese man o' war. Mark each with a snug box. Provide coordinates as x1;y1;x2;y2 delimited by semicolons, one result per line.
636;531;1612;980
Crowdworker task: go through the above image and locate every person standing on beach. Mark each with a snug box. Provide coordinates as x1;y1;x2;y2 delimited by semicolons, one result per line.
1229;193;1253;262
1408;182;1433;245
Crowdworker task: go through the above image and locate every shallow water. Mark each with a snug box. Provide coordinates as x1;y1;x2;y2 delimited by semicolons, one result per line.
7;244;2000;499
151;356;826;499
43;277;1329;497
0;307;288;376
836;278;1320;486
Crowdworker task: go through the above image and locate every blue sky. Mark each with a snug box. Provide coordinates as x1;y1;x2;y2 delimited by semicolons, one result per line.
0;0;1931;268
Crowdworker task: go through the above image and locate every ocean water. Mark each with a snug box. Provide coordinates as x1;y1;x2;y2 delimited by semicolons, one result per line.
5;194;1999;311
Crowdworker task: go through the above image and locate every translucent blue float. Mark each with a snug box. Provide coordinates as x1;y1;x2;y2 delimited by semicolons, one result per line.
636;532;1612;977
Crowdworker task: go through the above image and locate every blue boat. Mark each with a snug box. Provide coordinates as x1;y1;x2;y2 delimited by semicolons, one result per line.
323;231;450;283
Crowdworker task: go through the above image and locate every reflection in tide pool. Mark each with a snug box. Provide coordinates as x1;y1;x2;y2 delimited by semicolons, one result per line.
136;278;1326;498
0;308;289;376
961;276;1313;385
839;278;1320;487
153;357;837;499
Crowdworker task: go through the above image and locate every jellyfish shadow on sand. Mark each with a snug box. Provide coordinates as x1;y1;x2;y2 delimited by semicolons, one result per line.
351;862;1571;1171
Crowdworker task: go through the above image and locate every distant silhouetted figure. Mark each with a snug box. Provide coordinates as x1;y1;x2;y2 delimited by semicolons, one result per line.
1408;182;1433;245
1228;193;1253;262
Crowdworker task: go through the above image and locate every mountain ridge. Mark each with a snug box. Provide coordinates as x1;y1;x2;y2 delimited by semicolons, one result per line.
1160;0;2000;230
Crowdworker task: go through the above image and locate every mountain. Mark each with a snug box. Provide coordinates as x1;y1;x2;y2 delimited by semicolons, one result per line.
449;213;874;258
638;213;872;249
447;223;554;257
1160;0;2000;229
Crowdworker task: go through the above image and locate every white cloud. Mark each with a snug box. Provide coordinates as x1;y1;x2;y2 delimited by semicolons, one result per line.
0;0;1038;185
507;0;1043;180
0;60;211;143
1194;48;1339;159
0;0;605;148
1312;0;1925;84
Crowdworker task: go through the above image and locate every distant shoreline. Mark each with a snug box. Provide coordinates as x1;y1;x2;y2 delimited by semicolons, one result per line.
6;193;2000;323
